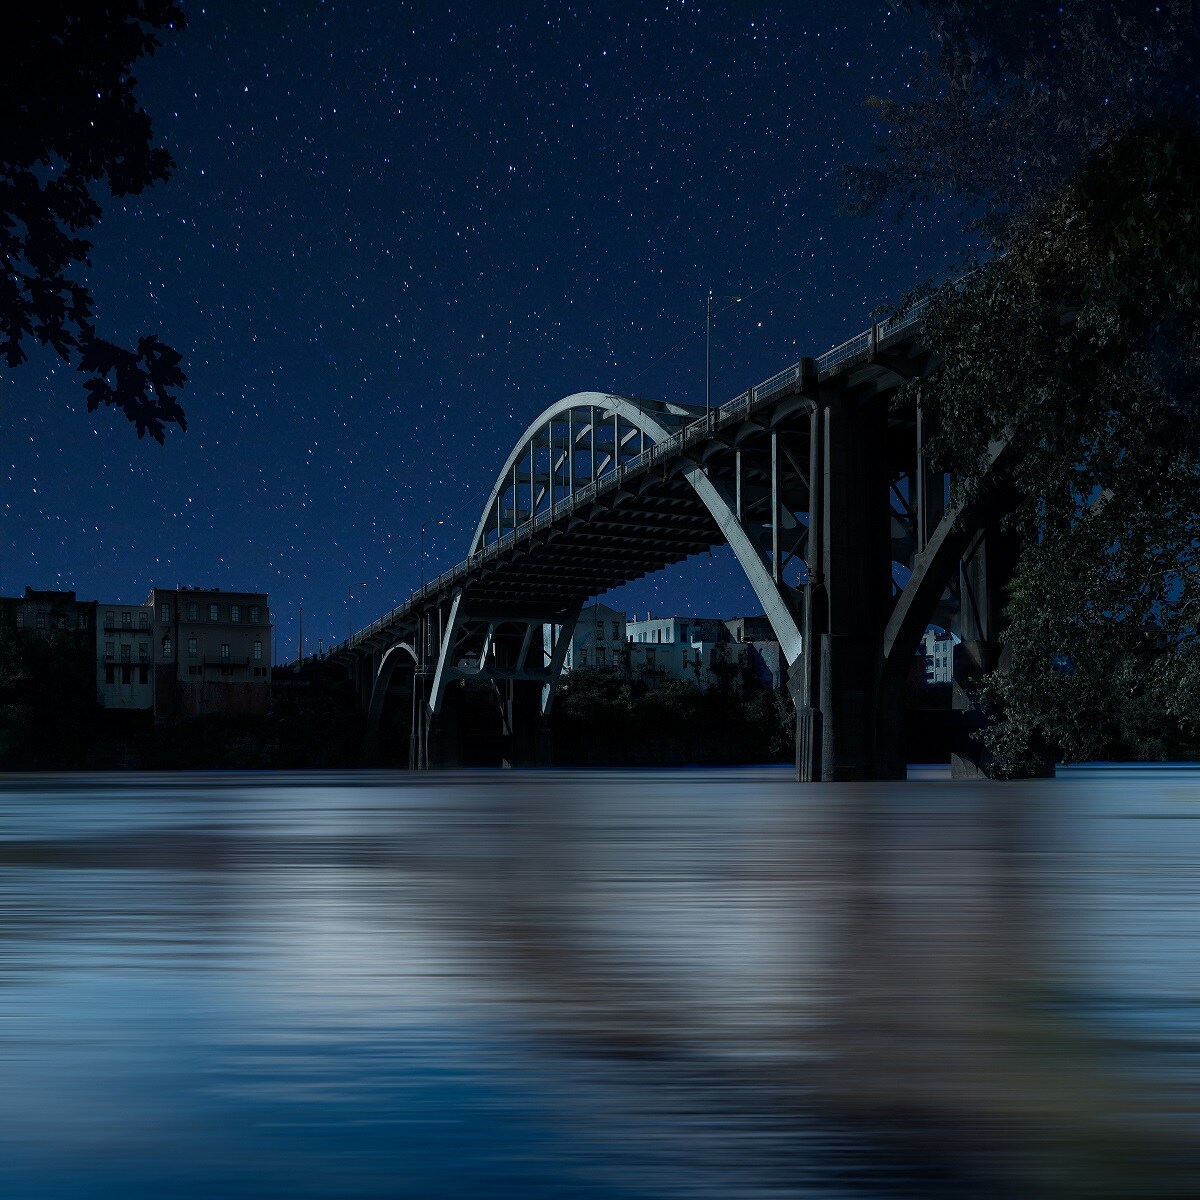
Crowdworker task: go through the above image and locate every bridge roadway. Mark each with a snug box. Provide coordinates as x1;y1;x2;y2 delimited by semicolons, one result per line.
328;292;1011;779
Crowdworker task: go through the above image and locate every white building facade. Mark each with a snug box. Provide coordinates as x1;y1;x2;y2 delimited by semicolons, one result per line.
921;627;958;684
549;605;774;690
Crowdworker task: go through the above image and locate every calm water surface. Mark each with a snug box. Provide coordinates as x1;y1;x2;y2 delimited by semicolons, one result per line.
1;767;1198;1198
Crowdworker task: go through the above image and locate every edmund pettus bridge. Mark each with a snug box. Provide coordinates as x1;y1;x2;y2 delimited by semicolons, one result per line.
327;293;1014;780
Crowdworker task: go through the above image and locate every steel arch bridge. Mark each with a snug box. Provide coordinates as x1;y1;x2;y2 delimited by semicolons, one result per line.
332;300;1014;780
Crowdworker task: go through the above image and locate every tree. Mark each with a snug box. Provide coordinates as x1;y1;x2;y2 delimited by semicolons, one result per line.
1;2;187;442
0;621;101;768
848;1;1200;246
849;3;1200;770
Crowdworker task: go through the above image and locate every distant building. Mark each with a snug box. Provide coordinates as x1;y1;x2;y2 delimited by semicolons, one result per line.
742;639;786;691
96;600;155;710
920;627;957;685
3;587;95;639
2;583;273;724
627;613;729;647
548;606;783;691
724;615;773;644
147;587;272;723
555;602;627;671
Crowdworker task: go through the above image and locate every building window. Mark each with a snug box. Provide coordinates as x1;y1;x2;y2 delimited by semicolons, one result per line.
646;648;656;667
139;643;149;663
15;611;23;629
220;643;230;662
187;602;198;621
253;640;263;663
104;664;115;684
596;646;606;665
121;611;131;629
188;637;197;659
611;621;619;640
105;641;115;661
120;644;131;663
105;611;114;629
36;613;45;630
188;665;202;676
121;665;132;685
249;605;261;624
160;603;170;623
578;647;587;667
230;604;241;623
163;636;173;659
209;604;219;622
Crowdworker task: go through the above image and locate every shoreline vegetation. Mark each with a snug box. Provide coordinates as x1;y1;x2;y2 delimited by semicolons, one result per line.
0;626;959;770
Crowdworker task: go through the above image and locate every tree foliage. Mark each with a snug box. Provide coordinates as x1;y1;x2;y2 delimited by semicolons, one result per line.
1;2;187;441
0;623;100;768
849;0;1200;244
553;668;794;766
852;2;1200;770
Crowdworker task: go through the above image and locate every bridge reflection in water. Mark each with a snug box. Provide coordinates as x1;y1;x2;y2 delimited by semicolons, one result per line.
0;768;1197;1198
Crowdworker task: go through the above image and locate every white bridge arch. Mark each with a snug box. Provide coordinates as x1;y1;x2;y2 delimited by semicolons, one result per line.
466;391;805;663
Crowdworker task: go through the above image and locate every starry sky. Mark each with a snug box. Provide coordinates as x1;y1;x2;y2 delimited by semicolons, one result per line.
2;0;971;662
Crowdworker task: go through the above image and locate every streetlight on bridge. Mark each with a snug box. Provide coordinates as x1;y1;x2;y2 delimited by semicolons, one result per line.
706;292;742;419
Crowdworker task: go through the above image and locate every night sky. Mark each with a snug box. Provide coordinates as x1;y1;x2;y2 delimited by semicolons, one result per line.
2;1;970;662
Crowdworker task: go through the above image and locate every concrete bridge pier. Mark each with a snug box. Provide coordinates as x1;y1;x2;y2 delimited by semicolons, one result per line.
496;678;550;768
797;393;904;781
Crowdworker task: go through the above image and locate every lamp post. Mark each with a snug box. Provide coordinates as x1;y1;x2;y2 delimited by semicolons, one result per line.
419;519;445;589
706;291;742;418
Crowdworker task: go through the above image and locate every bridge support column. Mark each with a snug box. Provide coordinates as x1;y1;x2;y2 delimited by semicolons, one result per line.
801;392;903;781
500;679;548;768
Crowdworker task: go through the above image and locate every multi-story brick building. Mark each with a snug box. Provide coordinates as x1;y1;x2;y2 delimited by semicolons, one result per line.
96;600;155;709
147;587;272;723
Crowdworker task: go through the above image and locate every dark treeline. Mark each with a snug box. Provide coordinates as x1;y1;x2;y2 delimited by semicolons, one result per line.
0;628;365;770
0;617;798;769
551;669;795;767
7;614;1197;770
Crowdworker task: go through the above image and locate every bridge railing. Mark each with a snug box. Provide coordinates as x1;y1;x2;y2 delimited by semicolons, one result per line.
818;329;872;373
330;290;936;661
752;363;800;401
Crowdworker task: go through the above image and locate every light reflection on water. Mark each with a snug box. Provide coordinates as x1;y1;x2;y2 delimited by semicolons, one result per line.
1;767;1198;1198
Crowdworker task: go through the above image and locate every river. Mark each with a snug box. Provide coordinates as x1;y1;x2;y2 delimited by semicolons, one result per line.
1;766;1197;1198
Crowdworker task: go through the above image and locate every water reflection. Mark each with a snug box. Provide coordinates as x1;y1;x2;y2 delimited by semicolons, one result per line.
0;768;1197;1197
